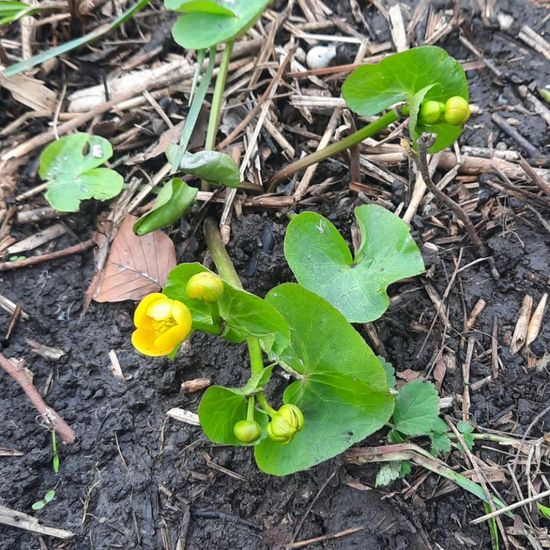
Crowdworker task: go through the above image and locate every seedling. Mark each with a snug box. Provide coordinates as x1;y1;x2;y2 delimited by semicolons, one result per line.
31;489;56;511
0;1;40;26
39;133;123;212
269;46;470;187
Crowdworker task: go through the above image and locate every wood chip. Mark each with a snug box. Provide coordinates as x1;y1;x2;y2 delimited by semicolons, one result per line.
526;293;548;350
510;295;533;355
166;408;200;426
181;378;211;394
0;505;74;539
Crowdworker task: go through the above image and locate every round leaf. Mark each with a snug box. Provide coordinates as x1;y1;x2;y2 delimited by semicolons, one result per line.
39;133;123;212
342;46;468;152
284;205;425;323
393;380;439;436
254;284;394;476
169;0;270;50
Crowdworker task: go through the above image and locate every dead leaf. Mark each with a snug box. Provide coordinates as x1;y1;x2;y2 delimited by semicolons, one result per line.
93;215;176;302
433;355;449;391
396;369;422;382
0;71;56;113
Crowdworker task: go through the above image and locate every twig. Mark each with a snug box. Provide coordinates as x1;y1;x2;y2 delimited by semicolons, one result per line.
0;354;76;444
462;337;474;421
291;526;366;549
491;113;539;158
0;239;94;271
414;134;482;249
0;505;74;539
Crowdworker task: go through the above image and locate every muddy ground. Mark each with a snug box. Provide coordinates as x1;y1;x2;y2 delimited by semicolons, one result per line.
1;0;550;549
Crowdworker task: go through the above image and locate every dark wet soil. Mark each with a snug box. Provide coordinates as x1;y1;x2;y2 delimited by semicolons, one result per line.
1;0;550;549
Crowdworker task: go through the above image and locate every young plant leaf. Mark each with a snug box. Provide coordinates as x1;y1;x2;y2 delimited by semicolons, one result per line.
393;380;439;436
93;215;177;302
0;1;40;25
457;420;474;451
430;432;451;455
342;46;468;152
284;205;424;323
379;357;396;390
169;0;270;50
376;461;402;487
133;178;197;236
43;490;56;503
31;500;46;511
164;263;289;351
39;133;123;212
198;386;268;446
166;147;240;188
254;284;395;476
165;0;237;15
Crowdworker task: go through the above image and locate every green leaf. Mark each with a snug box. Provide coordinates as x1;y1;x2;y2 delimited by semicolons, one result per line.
169;0;270;50
399;460;412;478
31;500;46;511
342;46;468;152
43;490;56;503
393;380;439;436
254;284;394;476
198;386;268;446
284;205;424;323
457;420;474;451
133;178;197;236
164;263;289;351
39;133;123;212
430;432;451;455
0;1;39;25
379;357;396;390
166;148;240;188
52;454;60;474
165;0;237;15
376;461;402;487
537;503;550;520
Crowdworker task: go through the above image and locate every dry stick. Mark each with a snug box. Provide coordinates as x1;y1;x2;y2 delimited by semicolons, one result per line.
491;113;539;158
519;157;550;195
462;337;474;422
291;526;366;549
0;354;75;444
0;505;75;539
415;134;482;249
0;238;94;271
491;316;499;380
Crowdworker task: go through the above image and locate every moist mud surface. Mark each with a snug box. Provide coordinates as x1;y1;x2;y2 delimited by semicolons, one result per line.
1;0;550;549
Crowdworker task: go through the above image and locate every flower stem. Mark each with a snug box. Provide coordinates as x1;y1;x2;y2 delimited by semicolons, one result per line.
202;40;234;190
256;392;277;418
246;395;255;421
267;109;400;191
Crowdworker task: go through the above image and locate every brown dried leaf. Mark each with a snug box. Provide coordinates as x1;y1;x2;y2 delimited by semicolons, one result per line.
93;215;176;302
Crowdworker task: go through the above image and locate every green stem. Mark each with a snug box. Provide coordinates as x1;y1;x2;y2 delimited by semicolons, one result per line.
246;396;255;421
256;392;277;418
202;40;234;191
267;109;400;191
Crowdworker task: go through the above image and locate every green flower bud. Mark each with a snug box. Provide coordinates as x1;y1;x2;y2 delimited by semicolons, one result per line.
186;272;224;303
233;419;262;443
266;404;304;445
444;96;470;126
418;100;444;125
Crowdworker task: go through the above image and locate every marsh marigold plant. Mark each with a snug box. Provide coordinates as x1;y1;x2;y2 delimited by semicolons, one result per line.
132;293;192;357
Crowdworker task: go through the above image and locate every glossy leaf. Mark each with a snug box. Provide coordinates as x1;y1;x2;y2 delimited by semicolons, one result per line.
393;380;439;436
164;263;289;349
39;133;123;212
342;46;468;152
169;0;270;50
165;0;236;15
0;1;39;25
198;386;268;446
254;284;394;476
284;205;424;323
133;178;197;236
166;147;240;188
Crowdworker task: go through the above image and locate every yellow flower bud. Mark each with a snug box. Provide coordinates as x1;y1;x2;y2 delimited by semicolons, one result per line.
266;404;304;444
444;96;471;126
186;272;224;303
131;293;192;357
418;100;444;125
233;420;262;443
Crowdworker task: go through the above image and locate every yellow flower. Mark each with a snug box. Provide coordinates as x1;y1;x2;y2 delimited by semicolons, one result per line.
131;293;192;356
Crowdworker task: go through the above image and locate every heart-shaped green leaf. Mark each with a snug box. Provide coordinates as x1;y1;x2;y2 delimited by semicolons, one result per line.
164;263;289;351
39;133;123;212
199;385;268;446
393;380;439;436
166;147;240;188
342;46;468;152
254;284;394;476
133;178;197;236
169;0;270;50
284;205;424;323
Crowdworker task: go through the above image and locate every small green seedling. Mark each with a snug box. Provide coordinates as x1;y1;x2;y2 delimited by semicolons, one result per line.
31;489;56;511
39;133;123;212
285;205;425;323
51;430;60;474
0;1;40;26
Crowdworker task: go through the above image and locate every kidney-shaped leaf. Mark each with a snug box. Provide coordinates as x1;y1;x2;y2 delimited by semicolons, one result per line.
39;133;123;212
342;46;468;152
166;147;240;188
254;284;394;476
284;205;424;323
94;215;176;302
169;0;270;50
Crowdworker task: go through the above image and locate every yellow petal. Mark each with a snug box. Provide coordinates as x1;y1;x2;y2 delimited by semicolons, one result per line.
154;324;190;353
132;327;165;357
134;293;165;327
147;297;173;320
171;300;192;327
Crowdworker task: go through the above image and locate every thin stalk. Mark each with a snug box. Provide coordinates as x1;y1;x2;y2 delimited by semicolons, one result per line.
246;396;256;421
267;109;400;191
202;40;234;191
257;392;277;418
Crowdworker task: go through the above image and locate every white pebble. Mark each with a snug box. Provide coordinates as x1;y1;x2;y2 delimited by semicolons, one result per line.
306;45;337;70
